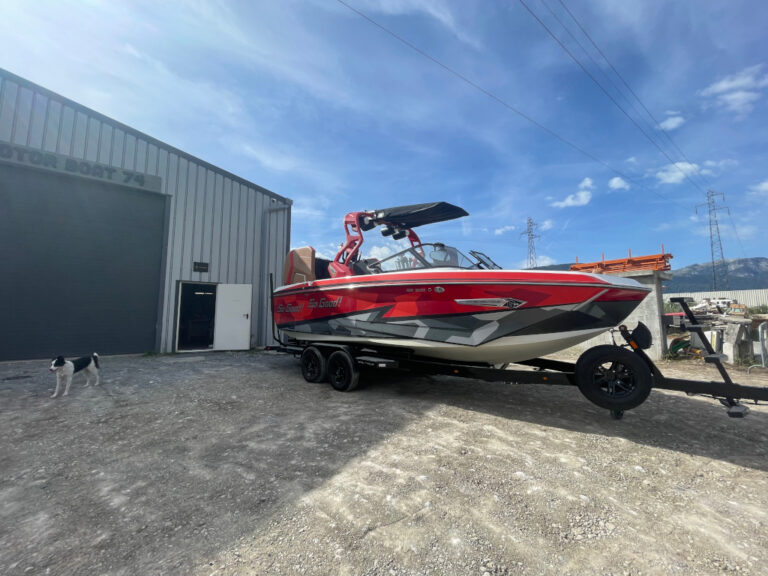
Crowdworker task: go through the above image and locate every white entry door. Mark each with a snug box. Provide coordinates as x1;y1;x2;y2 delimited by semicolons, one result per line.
213;284;253;351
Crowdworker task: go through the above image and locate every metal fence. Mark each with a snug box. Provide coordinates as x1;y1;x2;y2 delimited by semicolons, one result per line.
663;289;768;309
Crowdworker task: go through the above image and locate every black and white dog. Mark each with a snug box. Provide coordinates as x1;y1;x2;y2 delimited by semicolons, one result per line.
49;353;100;398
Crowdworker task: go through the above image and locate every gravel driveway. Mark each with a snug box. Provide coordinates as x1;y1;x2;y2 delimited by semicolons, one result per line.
1;351;767;575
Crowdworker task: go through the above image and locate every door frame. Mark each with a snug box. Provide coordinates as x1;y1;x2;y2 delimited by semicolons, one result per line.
174;280;219;352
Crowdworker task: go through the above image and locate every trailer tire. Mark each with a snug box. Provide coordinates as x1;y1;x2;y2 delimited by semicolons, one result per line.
301;346;327;383
575;345;652;411
327;350;360;392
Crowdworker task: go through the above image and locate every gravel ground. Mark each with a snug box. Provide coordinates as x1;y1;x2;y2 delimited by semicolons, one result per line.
1;351;767;576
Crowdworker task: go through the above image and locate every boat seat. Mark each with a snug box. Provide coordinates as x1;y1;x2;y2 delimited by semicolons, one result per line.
283;246;316;285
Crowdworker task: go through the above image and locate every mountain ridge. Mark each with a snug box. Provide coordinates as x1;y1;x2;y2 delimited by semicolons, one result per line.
664;257;768;292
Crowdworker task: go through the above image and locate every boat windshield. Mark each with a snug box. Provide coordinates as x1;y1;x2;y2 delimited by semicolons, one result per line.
373;243;478;272
469;250;502;270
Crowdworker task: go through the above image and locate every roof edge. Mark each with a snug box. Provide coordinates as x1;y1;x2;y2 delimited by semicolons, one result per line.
0;67;292;205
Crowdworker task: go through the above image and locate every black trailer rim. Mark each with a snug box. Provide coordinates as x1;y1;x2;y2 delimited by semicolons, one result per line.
300;346;327;383
327;349;359;391
303;354;322;381
591;361;637;399
330;364;347;387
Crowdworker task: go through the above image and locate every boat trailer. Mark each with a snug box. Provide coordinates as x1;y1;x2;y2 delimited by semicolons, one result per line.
268;298;768;419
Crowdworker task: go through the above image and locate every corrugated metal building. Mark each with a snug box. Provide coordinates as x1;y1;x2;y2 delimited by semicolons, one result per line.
0;69;291;361
663;289;768;309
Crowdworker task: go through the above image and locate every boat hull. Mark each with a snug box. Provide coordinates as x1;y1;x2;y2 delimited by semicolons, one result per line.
273;270;650;364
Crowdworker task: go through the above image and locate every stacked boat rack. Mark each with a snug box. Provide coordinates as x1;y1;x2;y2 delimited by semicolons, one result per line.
269;298;768;419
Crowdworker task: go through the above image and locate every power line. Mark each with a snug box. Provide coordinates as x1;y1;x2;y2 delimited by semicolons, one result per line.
552;0;749;262
538;0;659;150
336;0;685;208
518;0;707;194
540;0;706;190
554;0;712;192
727;210;748;258
337;0;749;267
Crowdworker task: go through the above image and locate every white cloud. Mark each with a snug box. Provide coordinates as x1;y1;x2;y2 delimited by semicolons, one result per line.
700;64;768;118
689;222;758;241
359;0;482;50
540;219;554;231
716;90;761;115
518;255;557;268
551;177;594;208
626;156;637;164
699;158;738;178
704;159;738;168
658;116;685;131
665;109;681;115
494;225;516;236
239;142;300;172
236;141;344;193
551;190;592;208
366;244;397;260
748;180;768;196
291;200;326;219
700;64;768;96
608;176;630;191
655;162;700;184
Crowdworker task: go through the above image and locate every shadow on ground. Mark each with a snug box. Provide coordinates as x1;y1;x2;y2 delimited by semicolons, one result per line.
357;366;768;473
0;351;766;575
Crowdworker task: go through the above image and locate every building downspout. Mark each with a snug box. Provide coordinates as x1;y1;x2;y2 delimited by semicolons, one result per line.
257;201;291;346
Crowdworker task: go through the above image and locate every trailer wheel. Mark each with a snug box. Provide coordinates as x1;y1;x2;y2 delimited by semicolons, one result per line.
327;350;360;392
575;345;652;411
301;346;327;383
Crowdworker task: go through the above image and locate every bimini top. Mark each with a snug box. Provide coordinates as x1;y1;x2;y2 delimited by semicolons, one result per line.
367;202;468;229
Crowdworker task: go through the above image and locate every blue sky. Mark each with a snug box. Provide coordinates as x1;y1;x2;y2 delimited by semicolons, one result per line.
2;0;766;268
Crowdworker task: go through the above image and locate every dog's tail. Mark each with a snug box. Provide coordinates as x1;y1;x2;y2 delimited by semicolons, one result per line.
92;352;100;369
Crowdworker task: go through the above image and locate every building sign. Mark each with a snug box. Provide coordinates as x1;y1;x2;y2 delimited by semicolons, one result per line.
0;143;162;193
193;262;209;273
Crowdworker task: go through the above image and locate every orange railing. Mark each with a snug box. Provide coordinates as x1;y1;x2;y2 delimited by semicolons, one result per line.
570;247;672;274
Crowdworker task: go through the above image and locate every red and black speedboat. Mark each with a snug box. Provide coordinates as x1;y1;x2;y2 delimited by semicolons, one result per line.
273;202;650;364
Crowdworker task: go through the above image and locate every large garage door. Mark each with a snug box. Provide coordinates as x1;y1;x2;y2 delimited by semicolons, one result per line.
0;163;166;361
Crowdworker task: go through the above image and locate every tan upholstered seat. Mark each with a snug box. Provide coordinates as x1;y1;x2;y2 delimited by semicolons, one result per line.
283;246;316;285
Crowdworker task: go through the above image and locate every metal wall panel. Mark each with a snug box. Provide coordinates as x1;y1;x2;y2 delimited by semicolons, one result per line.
0;68;291;354
28;93;46;149
664;289;768;309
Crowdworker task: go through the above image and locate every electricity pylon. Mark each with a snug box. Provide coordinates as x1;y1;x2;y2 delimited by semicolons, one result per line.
521;217;540;269
696;190;729;291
